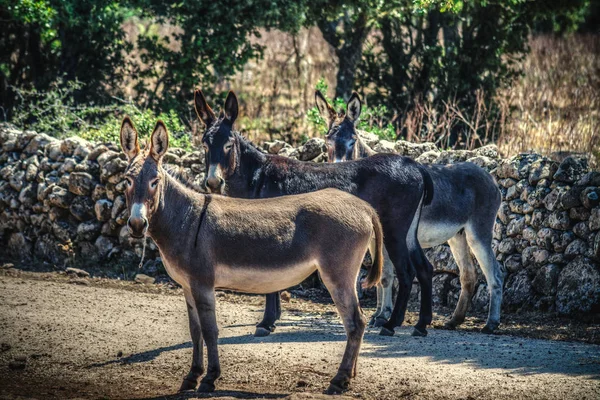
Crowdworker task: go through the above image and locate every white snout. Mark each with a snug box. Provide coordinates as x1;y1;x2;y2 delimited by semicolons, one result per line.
131;203;147;220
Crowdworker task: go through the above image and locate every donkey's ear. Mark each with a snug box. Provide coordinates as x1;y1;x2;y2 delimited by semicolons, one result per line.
346;92;362;124
149;121;169;162
224;91;238;123
315;90;336;126
120;116;140;162
194;90;216;127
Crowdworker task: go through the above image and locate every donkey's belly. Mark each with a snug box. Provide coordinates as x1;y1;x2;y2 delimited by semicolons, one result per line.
214;260;318;294
417;221;463;248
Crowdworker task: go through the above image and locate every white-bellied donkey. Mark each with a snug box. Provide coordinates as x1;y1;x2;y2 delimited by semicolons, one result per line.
316;91;504;333
120;117;384;394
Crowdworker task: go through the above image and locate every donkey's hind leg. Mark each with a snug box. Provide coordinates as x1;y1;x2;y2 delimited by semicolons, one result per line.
179;289;204;391
326;290;366;394
255;292;282;337
411;244;434;337
406;201;433;337
320;262;367;394
466;224;504;334
370;283;383;327
445;231;478;330
380;232;413;336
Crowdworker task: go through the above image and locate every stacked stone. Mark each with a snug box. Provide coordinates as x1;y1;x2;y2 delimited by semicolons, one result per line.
0;124;203;277
1;123;599;315
493;154;600;315
266;132;600;315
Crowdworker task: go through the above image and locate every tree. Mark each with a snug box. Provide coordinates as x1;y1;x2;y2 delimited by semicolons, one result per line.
305;1;373;101
0;0;308;118
0;0;132;117
353;0;590;145
131;0;307;112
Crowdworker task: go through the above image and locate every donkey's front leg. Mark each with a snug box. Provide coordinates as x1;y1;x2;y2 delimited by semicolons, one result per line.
379;236;412;336
179;289;204;391
192;287;221;393
255;292;281;337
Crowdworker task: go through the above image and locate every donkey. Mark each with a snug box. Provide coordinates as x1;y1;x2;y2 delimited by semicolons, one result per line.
316;90;504;333
194;89;435;337
120;117;384;394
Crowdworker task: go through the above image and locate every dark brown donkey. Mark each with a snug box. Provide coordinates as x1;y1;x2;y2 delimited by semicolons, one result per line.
317;90;504;333
120;117;384;394
195;89;435;337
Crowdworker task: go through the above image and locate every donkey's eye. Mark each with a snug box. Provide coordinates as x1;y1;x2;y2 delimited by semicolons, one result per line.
126;178;134;188
150;179;159;189
224;144;233;151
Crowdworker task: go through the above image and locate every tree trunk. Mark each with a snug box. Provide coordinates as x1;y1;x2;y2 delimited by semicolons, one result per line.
317;11;370;101
334;45;362;101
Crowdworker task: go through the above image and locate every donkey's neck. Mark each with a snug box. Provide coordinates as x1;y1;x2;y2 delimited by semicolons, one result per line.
228;134;358;199
226;134;268;198
149;173;206;252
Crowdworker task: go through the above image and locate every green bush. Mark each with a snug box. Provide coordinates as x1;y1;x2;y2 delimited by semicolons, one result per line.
9;81;192;150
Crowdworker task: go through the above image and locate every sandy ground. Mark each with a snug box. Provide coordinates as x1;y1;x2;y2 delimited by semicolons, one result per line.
0;272;599;400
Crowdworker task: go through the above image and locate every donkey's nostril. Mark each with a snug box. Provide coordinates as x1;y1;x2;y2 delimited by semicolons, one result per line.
127;217;148;237
206;177;224;193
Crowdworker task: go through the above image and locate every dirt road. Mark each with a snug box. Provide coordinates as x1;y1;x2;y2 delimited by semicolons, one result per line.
0;273;599;400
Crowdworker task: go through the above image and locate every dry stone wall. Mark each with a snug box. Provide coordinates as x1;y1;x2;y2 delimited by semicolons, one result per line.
1;123;599;316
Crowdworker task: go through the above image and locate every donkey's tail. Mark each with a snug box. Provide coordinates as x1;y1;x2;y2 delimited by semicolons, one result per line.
418;165;434;206
364;212;384;289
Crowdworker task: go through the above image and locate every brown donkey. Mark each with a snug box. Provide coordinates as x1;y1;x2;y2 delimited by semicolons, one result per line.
119;117;384;394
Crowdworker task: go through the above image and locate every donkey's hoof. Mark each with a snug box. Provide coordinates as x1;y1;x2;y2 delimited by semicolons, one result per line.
411;327;428;337
198;381;215;393
481;323;499;334
178;378;198;392
444;321;458;330
373;317;388;328
379;327;395;336
325;379;349;394
254;326;273;337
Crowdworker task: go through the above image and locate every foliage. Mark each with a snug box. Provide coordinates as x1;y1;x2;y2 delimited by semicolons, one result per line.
132;0;308;112
0;0;133;113
1;0;597;150
359;104;396;141
9;81;191;149
1;0;308;117
350;0;590;145
89;107;191;150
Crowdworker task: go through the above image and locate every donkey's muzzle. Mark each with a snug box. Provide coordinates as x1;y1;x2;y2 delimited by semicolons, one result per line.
127;216;148;238
205;177;224;194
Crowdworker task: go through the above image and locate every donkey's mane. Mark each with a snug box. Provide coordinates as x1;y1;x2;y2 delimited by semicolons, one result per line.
163;164;206;193
233;131;264;153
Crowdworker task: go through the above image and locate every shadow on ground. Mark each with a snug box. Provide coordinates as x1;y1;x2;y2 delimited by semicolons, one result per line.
90;315;600;380
132;389;288;399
